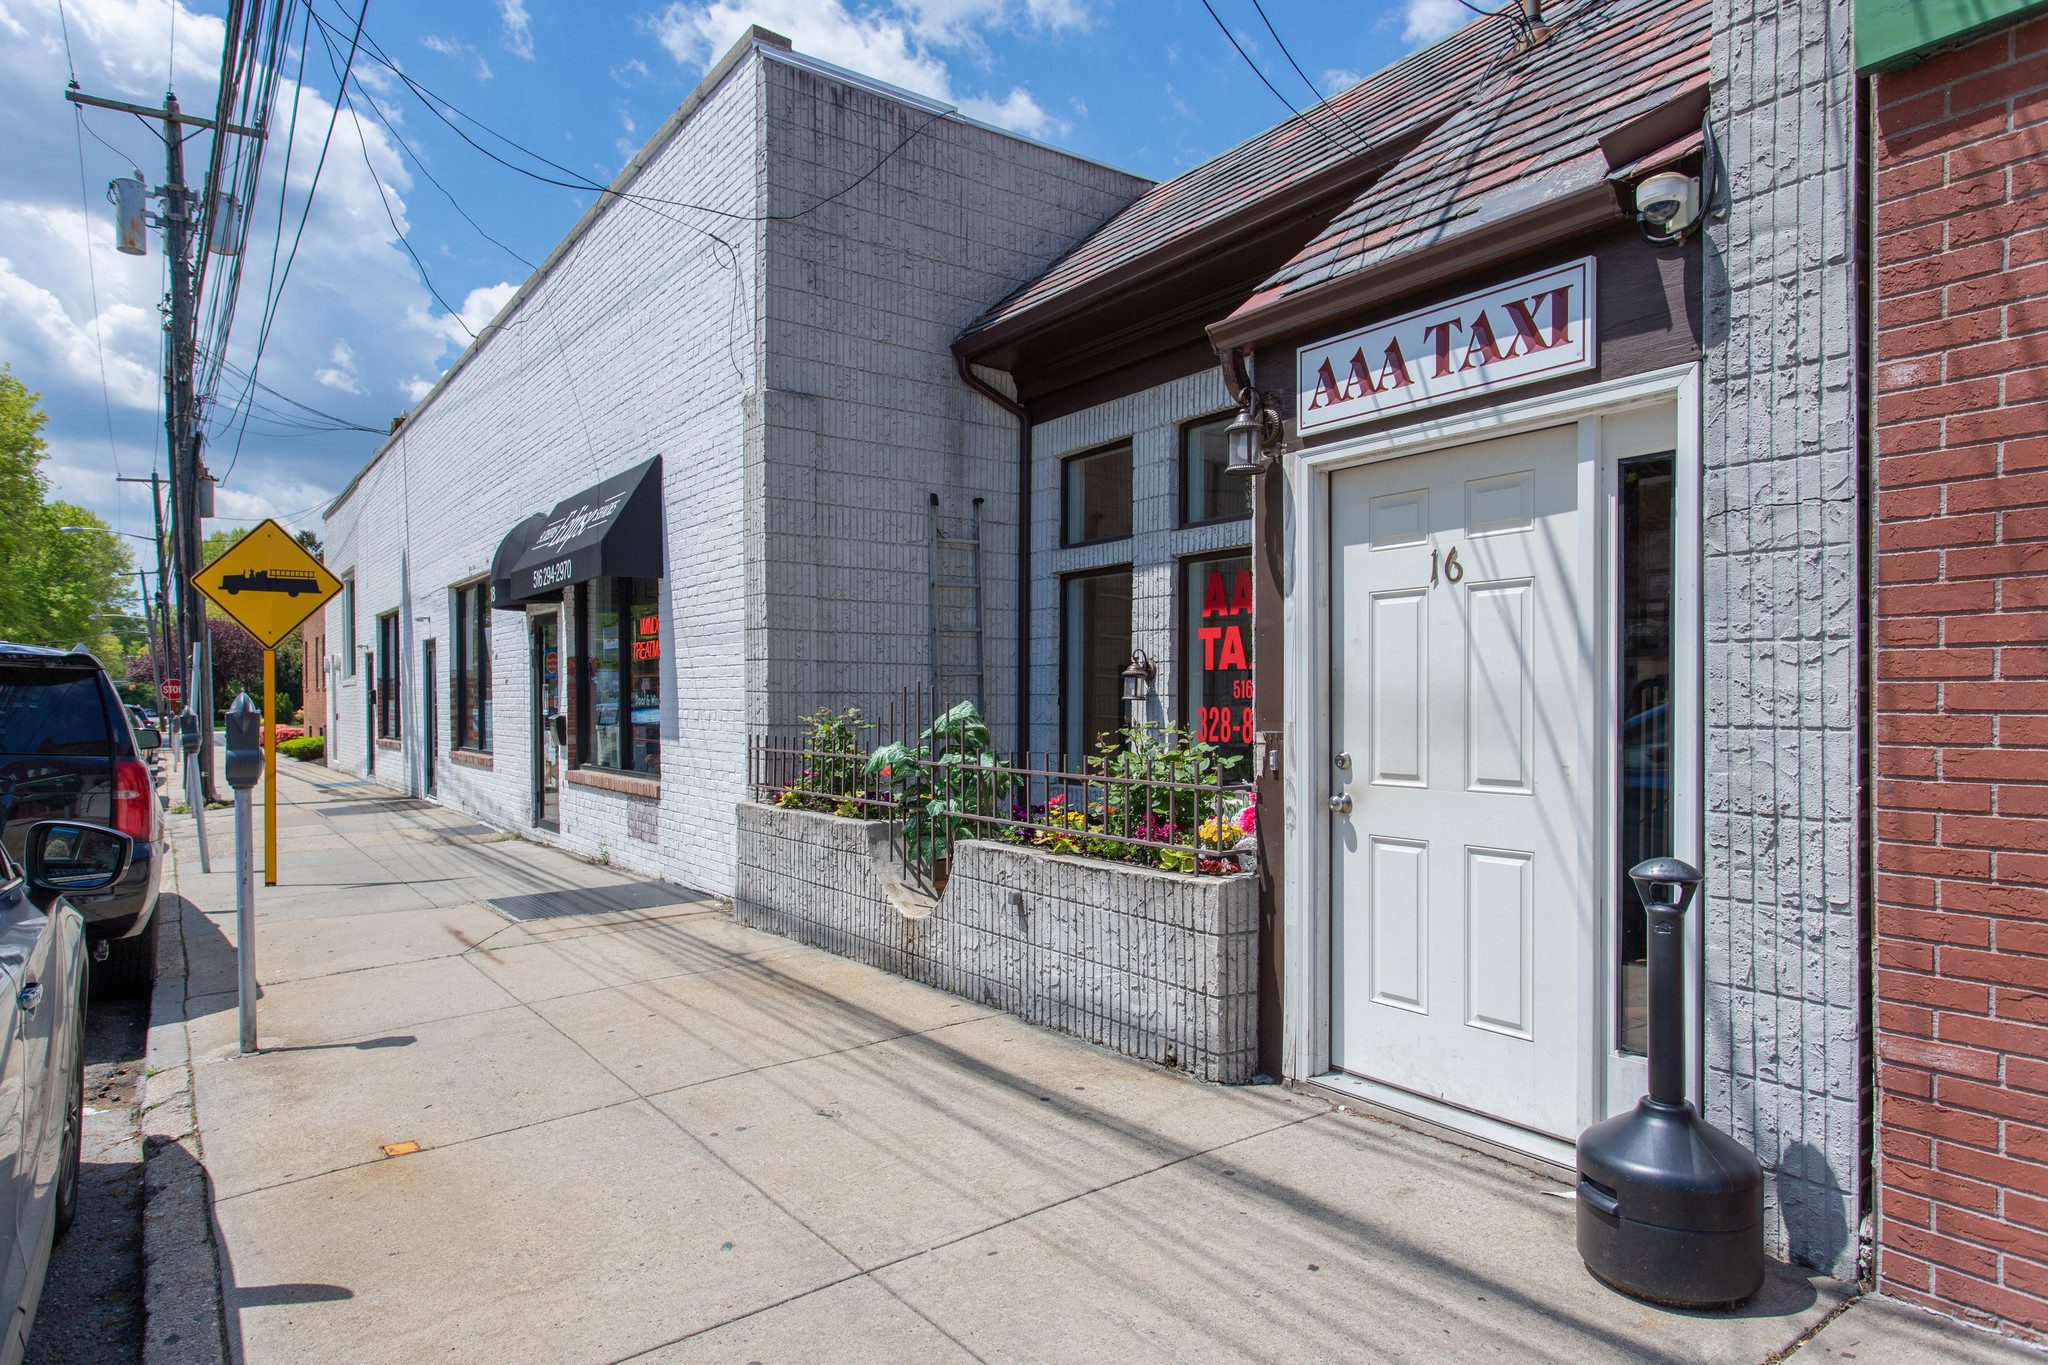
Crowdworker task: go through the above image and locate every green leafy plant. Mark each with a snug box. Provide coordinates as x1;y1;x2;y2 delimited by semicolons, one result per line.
866;701;1012;865
774;707;873;814
277;736;324;762
1087;721;1243;839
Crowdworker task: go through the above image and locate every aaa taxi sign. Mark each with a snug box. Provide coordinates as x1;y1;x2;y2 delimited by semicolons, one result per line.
192;519;341;648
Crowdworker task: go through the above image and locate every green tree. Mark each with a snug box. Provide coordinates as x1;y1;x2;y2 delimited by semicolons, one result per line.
0;368;135;653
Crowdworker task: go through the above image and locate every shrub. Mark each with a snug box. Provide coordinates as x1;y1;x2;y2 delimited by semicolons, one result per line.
270;724;305;742
278;736;324;762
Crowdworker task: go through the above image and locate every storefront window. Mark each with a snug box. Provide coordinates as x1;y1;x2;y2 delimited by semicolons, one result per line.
582;577;660;775
453;584;491;752
1062;568;1131;760
1183;553;1253;774
1617;454;1675;1057
1062;442;1133;546
1182;414;1250;526
375;612;401;739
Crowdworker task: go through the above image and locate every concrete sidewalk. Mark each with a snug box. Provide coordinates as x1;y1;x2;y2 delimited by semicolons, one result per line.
144;761;1862;1364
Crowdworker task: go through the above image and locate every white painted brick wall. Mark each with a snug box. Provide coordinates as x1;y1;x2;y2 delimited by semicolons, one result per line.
324;60;764;896
752;57;1150;743
1705;0;1863;1277
1029;371;1250;758
323;46;1150;899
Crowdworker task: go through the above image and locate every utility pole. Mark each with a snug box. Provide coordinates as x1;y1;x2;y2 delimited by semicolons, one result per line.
118;470;179;729
75;87;264;802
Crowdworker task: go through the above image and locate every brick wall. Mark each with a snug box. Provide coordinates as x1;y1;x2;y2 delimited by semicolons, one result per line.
1873;15;2048;1340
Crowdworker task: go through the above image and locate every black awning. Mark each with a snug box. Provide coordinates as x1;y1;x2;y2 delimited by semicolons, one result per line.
490;512;550;609
494;456;664;606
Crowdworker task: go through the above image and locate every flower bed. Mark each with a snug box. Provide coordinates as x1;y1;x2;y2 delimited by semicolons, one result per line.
735;800;1259;1083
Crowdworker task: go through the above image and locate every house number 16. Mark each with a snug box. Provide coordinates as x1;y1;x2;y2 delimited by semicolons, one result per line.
1430;546;1463;587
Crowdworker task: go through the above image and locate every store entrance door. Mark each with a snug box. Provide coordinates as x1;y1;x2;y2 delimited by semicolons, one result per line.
1327;423;1584;1141
531;615;561;830
422;640;437;797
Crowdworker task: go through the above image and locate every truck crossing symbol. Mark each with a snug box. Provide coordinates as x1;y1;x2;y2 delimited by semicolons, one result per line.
192;519;342;648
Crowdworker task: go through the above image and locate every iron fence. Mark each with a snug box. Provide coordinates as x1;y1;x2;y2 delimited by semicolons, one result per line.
747;683;1256;885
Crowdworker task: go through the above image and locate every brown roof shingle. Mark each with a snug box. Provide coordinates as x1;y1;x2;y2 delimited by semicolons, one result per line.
957;11;1524;346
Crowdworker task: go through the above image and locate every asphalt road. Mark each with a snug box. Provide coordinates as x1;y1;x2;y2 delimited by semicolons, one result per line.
25;990;148;1364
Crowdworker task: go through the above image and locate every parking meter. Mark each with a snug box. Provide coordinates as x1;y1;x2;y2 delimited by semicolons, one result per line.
175;705;211;872
1575;858;1763;1306
225;693;262;1052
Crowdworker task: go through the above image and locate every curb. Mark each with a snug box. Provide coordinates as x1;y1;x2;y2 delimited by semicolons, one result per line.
140;832;229;1365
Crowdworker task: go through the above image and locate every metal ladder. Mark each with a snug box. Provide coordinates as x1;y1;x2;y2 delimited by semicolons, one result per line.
927;494;985;716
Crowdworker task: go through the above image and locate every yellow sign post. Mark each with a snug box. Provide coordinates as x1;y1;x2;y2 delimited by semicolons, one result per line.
192;520;342;887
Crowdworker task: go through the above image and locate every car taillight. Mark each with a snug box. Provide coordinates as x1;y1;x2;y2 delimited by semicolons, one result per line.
113;757;152;839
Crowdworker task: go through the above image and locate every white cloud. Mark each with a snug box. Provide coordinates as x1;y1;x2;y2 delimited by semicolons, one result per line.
1322;68;1361;91
313;339;364;395
649;0;1082;136
498;0;535;60
1402;0;1466;44
611;57;651;85
423;34;493;80
0;0;513;531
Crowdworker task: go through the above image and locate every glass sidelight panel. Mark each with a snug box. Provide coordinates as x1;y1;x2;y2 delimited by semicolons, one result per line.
1616;454;1675;1057
1062;568;1131;760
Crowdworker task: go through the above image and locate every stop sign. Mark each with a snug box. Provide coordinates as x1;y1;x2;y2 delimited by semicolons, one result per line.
160;678;183;706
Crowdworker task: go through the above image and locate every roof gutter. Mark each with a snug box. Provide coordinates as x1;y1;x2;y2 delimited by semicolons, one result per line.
1207;179;1626;354
955;355;1033;757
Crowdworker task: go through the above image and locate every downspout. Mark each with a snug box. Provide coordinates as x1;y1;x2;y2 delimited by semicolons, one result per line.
1216;343;1251;407
956;354;1032;756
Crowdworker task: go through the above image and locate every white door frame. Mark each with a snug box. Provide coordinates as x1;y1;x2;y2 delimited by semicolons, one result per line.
1282;362;1703;1166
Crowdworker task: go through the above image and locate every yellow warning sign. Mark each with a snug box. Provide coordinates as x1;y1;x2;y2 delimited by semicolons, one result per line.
191;519;342;648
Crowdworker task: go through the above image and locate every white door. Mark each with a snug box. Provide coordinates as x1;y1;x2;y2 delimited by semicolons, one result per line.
1329;423;1584;1140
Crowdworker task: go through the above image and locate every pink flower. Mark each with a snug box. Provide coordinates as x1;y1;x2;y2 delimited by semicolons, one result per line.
1236;805;1258;835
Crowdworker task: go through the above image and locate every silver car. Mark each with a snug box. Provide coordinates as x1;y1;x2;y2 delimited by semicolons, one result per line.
0;821;115;1363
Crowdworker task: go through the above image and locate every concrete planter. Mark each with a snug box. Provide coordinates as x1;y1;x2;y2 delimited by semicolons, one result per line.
734;801;1259;1082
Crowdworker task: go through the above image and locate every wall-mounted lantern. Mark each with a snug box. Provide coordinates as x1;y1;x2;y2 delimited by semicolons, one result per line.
1121;649;1155;728
1224;394;1282;477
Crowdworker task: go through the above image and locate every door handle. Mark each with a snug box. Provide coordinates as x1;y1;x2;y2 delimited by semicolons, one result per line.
16;982;40;1012
1328;794;1352;815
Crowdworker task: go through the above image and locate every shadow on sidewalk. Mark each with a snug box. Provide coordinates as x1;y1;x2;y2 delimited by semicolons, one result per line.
147;1139;354;1364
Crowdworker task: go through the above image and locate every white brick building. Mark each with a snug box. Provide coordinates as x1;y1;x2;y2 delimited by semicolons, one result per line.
320;29;1146;896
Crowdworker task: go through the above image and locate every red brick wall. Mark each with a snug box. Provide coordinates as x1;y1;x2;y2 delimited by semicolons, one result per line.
1874;15;2048;1340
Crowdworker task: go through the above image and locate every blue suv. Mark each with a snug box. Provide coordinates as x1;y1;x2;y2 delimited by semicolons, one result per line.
0;644;163;995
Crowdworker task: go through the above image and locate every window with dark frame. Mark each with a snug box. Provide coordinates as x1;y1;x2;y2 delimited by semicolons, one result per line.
1181;552;1254;775
375;611;401;739
1061;442;1133;546
342;579;356;674
578;576;660;776
1061;567;1132;762
1616;453;1676;1058
1180;413;1250;526
452;584;492;752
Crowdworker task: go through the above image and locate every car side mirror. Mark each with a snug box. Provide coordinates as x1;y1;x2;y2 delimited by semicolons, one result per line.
24;821;133;894
135;727;163;752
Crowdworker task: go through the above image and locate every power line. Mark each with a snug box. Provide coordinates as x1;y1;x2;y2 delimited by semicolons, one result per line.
223;0;369;484
1195;0;1372;159
72;109;123;484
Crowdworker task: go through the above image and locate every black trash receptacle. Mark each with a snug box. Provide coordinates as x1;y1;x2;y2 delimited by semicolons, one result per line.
1576;857;1764;1307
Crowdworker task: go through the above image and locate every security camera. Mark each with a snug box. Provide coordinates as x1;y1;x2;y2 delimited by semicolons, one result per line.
1635;171;1701;234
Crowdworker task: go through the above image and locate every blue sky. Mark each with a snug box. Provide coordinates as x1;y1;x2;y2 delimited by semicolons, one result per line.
1;0;1463;545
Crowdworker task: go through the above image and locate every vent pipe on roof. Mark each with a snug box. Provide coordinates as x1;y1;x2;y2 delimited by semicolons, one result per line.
1514;0;1553;53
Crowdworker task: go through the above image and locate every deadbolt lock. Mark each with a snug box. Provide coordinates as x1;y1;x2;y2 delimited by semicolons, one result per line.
1333;751;1351;770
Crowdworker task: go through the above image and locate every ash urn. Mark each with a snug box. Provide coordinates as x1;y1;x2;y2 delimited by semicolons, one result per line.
1575;858;1764;1306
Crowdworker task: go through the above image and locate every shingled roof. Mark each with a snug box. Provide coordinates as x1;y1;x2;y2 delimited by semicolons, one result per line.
1215;0;1712;344
956;11;1524;349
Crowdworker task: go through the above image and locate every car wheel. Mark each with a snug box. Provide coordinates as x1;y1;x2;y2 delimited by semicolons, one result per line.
90;914;157;1001
53;998;84;1239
